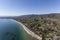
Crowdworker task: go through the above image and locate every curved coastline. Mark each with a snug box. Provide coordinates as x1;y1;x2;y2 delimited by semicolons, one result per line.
11;19;42;40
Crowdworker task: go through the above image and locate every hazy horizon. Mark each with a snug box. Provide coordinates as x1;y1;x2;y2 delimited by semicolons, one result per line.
0;0;60;16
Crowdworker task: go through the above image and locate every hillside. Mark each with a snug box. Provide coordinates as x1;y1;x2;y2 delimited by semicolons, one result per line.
13;13;60;39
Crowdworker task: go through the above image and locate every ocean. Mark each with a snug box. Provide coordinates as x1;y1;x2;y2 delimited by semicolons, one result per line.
0;19;36;40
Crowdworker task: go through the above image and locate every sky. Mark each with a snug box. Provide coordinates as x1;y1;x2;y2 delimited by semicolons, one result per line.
0;0;60;16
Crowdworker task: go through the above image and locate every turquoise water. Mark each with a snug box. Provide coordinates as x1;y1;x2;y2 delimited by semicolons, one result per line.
0;19;36;40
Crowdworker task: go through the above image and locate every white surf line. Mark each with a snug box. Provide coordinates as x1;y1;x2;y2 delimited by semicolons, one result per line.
10;19;42;40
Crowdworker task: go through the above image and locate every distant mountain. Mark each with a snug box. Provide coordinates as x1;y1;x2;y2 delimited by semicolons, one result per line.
14;13;60;19
0;13;60;19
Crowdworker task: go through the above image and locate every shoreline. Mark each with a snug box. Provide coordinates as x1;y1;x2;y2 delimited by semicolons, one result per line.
11;19;42;40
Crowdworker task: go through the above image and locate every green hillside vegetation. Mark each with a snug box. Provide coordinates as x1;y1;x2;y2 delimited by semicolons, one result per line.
14;13;60;40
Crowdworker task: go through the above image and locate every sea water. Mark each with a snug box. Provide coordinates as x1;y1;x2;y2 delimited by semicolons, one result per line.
0;19;36;40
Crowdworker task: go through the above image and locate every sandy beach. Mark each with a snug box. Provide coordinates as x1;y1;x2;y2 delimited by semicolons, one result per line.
11;19;42;40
